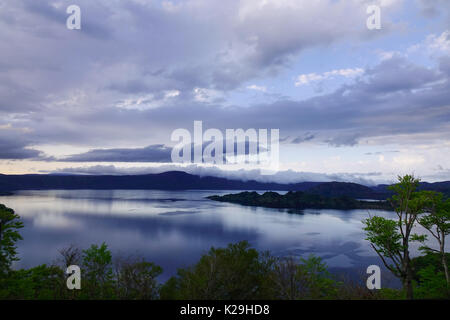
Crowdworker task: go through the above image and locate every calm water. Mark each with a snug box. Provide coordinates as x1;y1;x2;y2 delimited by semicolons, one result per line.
0;189;439;285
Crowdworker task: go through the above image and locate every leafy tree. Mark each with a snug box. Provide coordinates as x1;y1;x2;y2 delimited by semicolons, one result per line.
296;254;339;299
115;258;162;300
0;204;24;275
416;191;450;284
364;175;426;299
0;265;64;300
414;265;449;299
271;255;339;299
270;256;301;300
82;242;115;299
159;276;180;300
411;252;450;279
161;241;275;300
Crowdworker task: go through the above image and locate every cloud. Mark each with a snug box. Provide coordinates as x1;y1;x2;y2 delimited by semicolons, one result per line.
295;68;364;86
291;133;315;144
0;0;449;184
417;0;450;26
4;54;447;154
0;139;43;160
62;145;173;162
60;139;267;163
247;85;267;92
364;150;400;155
0;0;400;116
409;30;450;57
193;88;225;103
46;164;385;185
0;125;46;160
426;30;450;55
115;90;181;110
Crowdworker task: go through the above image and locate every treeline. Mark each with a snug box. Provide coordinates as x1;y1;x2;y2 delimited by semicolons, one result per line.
0;239;448;300
208;191;393;210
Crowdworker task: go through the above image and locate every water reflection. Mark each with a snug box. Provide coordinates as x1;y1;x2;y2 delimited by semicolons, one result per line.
0;190;441;285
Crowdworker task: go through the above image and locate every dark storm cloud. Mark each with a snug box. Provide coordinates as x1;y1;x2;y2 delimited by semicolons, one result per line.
0;136;43;160
62;144;173;162
61;139;265;163
0;145;41;159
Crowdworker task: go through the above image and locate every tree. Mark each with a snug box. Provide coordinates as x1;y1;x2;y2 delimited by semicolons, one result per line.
0;204;24;275
411;253;450;299
115;258;162;300
82;242;115;299
0;264;64;300
416;191;450;284
364;175;425;299
271;255;339;300
57;244;81;268
161;241;275;300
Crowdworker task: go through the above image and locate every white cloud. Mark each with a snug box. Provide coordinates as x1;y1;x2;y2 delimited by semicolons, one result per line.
378;50;403;61
294;68;364;86
426;30;450;54
193;87;224;103
115;90;180;110
408;30;450;55
247;84;267;92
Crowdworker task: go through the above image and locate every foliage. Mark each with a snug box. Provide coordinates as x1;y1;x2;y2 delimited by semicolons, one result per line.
296;255;340;299
416;191;450;283
0;204;24;275
0;238;449;300
208;191;392;210
364;216;403;276
81;242;115;299
411;252;450;278
414;265;449;299
411;253;450;299
364;175;426;299
271;255;340;299
115;259;162;300
0;265;64;299
160;241;275;300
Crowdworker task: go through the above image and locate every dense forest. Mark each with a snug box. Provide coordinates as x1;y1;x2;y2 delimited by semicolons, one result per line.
208;191;393;210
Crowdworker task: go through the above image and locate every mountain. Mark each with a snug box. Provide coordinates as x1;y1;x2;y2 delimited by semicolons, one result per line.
307;181;386;200
0;171;449;199
371;181;450;198
0;171;319;192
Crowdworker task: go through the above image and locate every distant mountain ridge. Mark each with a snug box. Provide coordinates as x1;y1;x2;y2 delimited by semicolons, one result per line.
0;171;449;199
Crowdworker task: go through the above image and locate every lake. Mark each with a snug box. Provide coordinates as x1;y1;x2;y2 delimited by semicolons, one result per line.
0;189;439;286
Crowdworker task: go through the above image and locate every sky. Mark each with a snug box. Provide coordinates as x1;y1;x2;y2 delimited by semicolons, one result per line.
0;0;449;185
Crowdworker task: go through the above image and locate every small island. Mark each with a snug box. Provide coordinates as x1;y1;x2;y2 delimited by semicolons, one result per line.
207;191;393;210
